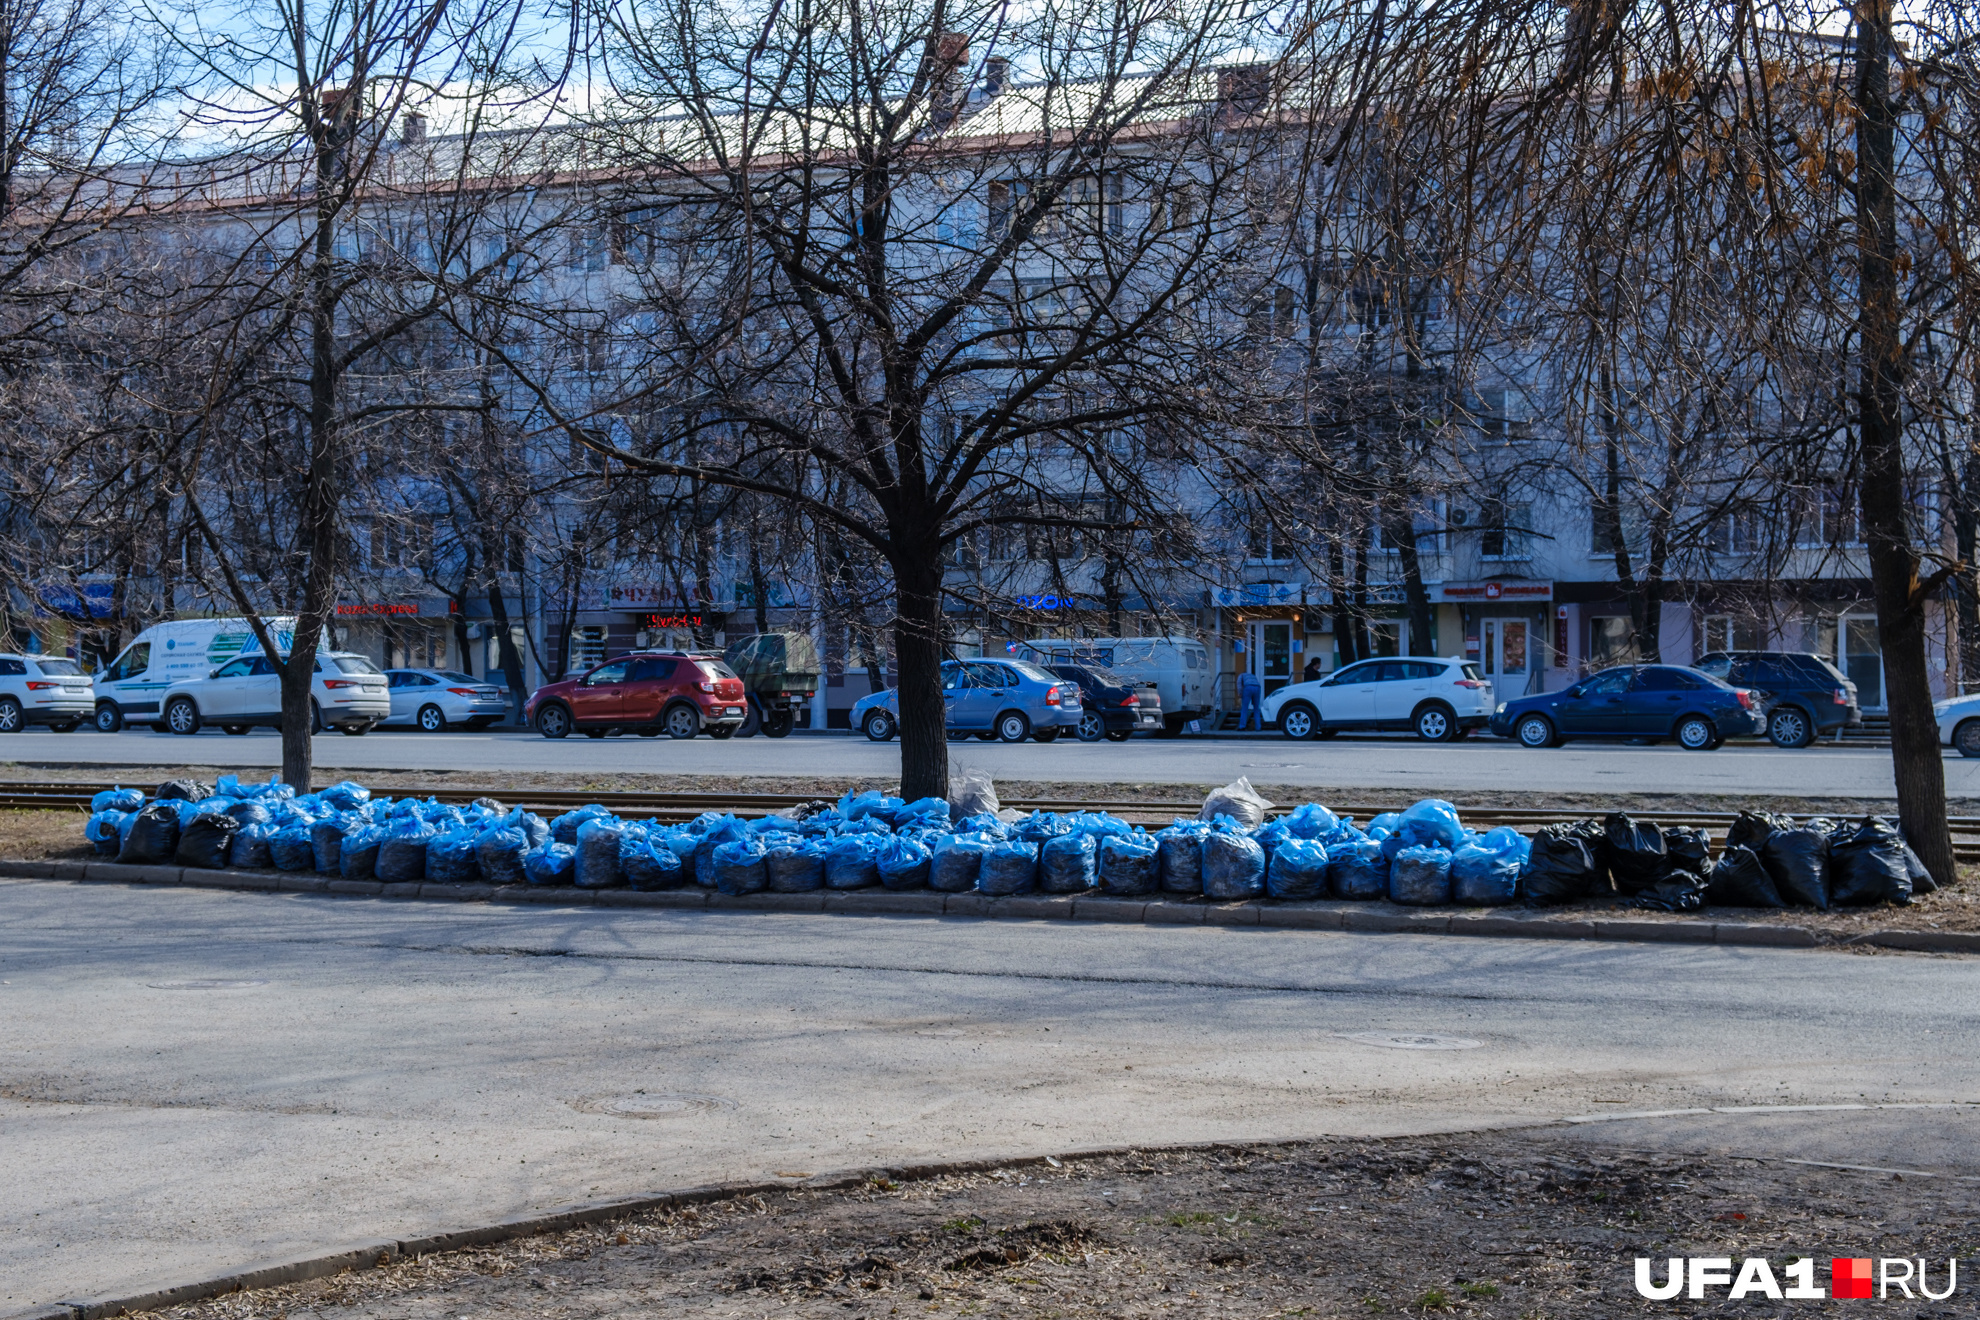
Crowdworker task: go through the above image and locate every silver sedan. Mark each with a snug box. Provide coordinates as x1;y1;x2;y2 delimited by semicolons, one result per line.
383;669;511;731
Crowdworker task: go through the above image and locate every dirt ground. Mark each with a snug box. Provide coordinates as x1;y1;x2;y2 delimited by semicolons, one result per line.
130;1130;1976;1320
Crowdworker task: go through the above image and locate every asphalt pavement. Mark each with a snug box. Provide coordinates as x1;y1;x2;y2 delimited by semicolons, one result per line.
0;726;1971;798
3;878;1977;1309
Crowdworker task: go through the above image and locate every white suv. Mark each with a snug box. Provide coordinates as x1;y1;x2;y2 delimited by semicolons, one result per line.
161;652;391;736
0;654;95;733
1260;656;1495;741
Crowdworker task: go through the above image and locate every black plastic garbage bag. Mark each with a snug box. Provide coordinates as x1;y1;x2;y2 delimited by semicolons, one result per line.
174;813;239;869
1623;874;1708;912
227;801;274;826
1389;844;1453;905
1266;837;1329;900
310;819;346;873
155;778;212;803
1726;809;1793;852
523;841;576;886
877;836;931;891
1521;824;1601;907
270;826;316;871
574;819;625;889
977;840;1038;896
1328;837;1388;900
1201;832;1266;900
1603;813;1668;895
340;824;387;880
1901;840;1937;894
477;827;530;887
119;802;181;864
230;824;275;869
1098;834;1160;897
1827;817;1913;907
711;839;768;895
425;829;481;886
1759;827;1829;909
1039;833;1098;894
763;839;825;892
930;834;992;892
1664;826;1712;877
1706;844;1785;907
1155;823;1206;895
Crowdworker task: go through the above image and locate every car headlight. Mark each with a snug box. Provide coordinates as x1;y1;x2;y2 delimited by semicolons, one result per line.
1495;702;1506;716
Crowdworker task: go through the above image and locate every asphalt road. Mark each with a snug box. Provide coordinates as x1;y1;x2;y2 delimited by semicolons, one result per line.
0;726;1971;799
3;878;1977;1310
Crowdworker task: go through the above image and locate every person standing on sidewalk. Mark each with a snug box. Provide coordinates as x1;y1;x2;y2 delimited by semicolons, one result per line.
1238;669;1264;731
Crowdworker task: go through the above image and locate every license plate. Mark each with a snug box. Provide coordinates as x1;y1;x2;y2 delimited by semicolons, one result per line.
362;686;384;694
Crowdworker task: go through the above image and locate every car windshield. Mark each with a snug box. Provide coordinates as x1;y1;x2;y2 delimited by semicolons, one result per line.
332;656;383;675
34;659;83;676
433;670;479;683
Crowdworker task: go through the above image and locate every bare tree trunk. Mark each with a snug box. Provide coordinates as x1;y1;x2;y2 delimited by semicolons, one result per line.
893;555;948;801
1854;0;1953;886
1384;495;1436;655
485;578;527;720
1328;535;1358;665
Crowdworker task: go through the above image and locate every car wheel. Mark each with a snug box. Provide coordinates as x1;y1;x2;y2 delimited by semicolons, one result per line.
1676;715;1718;750
1515;713;1557;748
1279;703;1317;740
535;704;572;739
164;697;200;735
93;703;123;733
1414;703;1457;742
1076;709;1105;742
1104;730;1132;742
665;705;701;740
735;702;761;738
417;704;447;733
996;711;1030;743
1955;719;1980;759
862;711;896;742
310;700;325;734
0;697;22;733
763;709;795;738
223;725;249;736
1766;705;1812;749
1031;728;1060;743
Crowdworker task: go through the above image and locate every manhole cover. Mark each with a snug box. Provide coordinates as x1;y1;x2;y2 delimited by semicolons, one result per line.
572;1092;740;1118
1335;1031;1483;1051
146;979;268;990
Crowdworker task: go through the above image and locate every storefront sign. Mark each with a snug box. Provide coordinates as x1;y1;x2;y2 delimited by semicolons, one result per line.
35;582;116;619
1013;594;1081;610
1435;580;1553;602
638;611;706;629
1210;582;1306;607
337;602;421;617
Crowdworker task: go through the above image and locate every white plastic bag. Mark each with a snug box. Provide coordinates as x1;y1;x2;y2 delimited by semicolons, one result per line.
949;768;1000;818
1199;776;1274;829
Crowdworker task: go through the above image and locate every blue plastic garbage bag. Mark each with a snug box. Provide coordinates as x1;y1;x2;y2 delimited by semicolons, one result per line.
318;780;371;811
1252;819;1292;861
1399;799;1465;850
892;797;951;830
86;809;129;855
711;839;768;895
1366;812;1402;837
825;835;884;889
550;804;614;845
1156;820;1209;894
574;819;625;889
838;790;902;822
1390;844;1454;905
1014;812;1072;844
764;839;827;892
270;825;317;871
476;826;530;887
230;822;278;869
1284;803;1340;839
223;800;272;826
426;828;481;885
930;833;994;892
1202;831;1266;900
613;831;680;890
1266;837;1330;900
375;819;436;883
977;840;1039;896
307;817;346;872
524;841;576;886
339;823;389;880
693;819;750;886
954;813;1005;838
1039;833;1097;894
91;787;145;814
1328;837;1388;899
1451;828;1524;905
1098;833;1160;896
1066;811;1132;840
877;836;932;891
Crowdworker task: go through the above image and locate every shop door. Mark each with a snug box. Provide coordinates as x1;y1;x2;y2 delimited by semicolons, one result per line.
1249;622;1293;695
1844;616;1883;708
1481;619;1530;694
1367;621;1405;658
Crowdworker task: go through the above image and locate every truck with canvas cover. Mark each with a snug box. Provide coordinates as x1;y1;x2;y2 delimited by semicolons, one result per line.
722;632;819;737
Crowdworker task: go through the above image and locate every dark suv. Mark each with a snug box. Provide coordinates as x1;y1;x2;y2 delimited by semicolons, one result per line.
1692;651;1860;747
1040;663;1165;741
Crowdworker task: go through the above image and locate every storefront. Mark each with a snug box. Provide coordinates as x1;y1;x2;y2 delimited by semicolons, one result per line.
335;599;458;671
1436;580;1554;699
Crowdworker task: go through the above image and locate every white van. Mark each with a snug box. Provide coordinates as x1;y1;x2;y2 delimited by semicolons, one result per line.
92;617;320;732
1014;635;1212;734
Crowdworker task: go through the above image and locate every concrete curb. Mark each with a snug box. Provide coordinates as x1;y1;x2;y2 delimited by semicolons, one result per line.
2;857;1968;953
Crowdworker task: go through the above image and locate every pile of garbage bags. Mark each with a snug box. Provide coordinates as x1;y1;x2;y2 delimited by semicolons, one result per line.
80;777;1929;911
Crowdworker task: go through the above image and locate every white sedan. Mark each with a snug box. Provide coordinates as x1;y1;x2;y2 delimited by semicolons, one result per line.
1259;656;1495;741
1934;694;1980;758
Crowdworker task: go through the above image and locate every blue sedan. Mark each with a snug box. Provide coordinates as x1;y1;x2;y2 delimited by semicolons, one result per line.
1489;664;1764;750
853;658;1084;743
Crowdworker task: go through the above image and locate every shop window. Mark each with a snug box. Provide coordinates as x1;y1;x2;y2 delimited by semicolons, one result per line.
1588;616;1637;667
568;626;607;671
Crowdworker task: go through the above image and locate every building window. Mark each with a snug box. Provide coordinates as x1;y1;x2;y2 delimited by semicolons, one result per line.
1701;615;1745;653
1479;500;1530;559
568;625;607;671
1793;480;1863;549
1475;388;1531;441
1588;616;1637;667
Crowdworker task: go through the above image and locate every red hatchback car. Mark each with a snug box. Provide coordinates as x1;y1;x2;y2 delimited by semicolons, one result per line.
526;652;748;740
